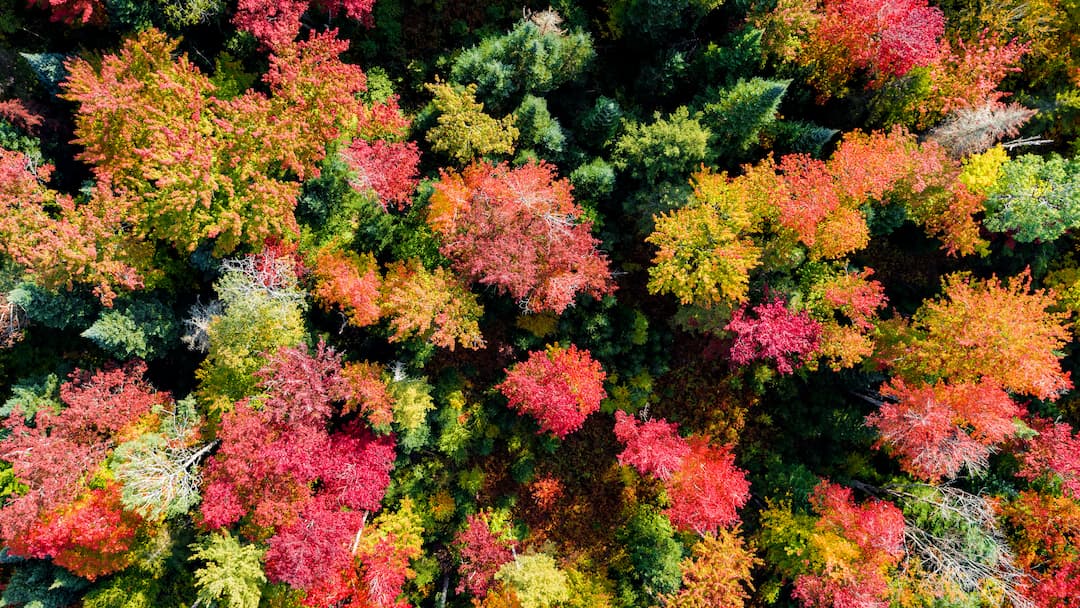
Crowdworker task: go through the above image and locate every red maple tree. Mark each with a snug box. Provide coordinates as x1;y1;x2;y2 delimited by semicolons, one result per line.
499;344;607;438
613;410;691;480
663;438;751;536
453;513;517;599
428;161;614;314
727;298;822;374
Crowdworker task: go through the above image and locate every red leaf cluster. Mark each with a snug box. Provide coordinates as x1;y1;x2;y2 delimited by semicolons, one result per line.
792;482;905;608
453;514;517;599
343;139;421;211
499;345;607;438
868;378;1023;481
727;298;821;374
664;438;751;536
613;410;691;480
27;0;104;24
311;249;382;328
428;161;614;314
234;0;376;50
256;341;348;427
814;0;944;82
12;483;142;580
1018;419;1080;498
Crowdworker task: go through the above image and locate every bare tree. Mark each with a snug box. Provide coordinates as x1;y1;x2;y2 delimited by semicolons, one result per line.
928;102;1037;158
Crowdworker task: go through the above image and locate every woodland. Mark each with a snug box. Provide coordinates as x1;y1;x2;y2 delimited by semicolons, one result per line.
0;0;1078;606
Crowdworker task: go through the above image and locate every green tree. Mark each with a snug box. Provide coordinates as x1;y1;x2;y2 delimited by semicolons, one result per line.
189;532;266;608
495;553;571;608
450;12;594;110
698;78;790;161
613;107;710;184
983;153;1080;243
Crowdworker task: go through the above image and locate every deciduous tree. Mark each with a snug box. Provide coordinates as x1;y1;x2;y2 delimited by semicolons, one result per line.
428;161;614;314
499;345;607;438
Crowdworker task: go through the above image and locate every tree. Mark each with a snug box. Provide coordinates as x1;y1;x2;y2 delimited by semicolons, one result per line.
450;13;595;109
454;513;517;599
982;153;1080;243
727;298;821;375
254;341;348;427
342;139;421;211
614;505;684;602
803;268;888;370
423;81;518;164
233;0;376;50
785;482;906;608
112;397;214;520
190;532;267;608
0;362;164;559
663;527;760;608
883;271;1073;401
27;0;104;24
698;78;790;161
613;410;690;480
646;169;762;309
0;149;144;304
612;107;710;184
194;251;307;403
379;259;485;350
61;28;371;258
310;248;382;329
428;160;614;314
1017;419;1080;498
664;438;751;536
494;554;570;608
499;345;607;438
928;102;1037;157
867;378;1024;481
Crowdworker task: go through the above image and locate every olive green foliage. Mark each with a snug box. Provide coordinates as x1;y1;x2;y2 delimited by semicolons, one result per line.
983;153;1080;243
450;16;595;110
570;157;616;204
189;532;266;608
389;372;436;451
423;81;518;164
0;560;90;608
495;553;571;608
81;297;179;360
83;571;159;608
154;0;224;28
613;107;710;183
698;78;789;161
614;505;684;602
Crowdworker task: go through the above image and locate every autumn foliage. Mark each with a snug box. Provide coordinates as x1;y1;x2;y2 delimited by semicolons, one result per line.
663;438;752;536
499;344;607;438
613;410;691;480
791;482;906;608
428;160;614;313
0;362;165;576
727;298;822;374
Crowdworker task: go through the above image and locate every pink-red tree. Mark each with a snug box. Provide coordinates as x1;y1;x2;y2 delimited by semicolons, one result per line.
428;161;614;314
1017;419;1080;498
343;139;421;211
727;298;821;374
613;410;691;480
867;378;1023;481
663;438;751;536
792;481;906;608
499;344;607;438
453;513;517;599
